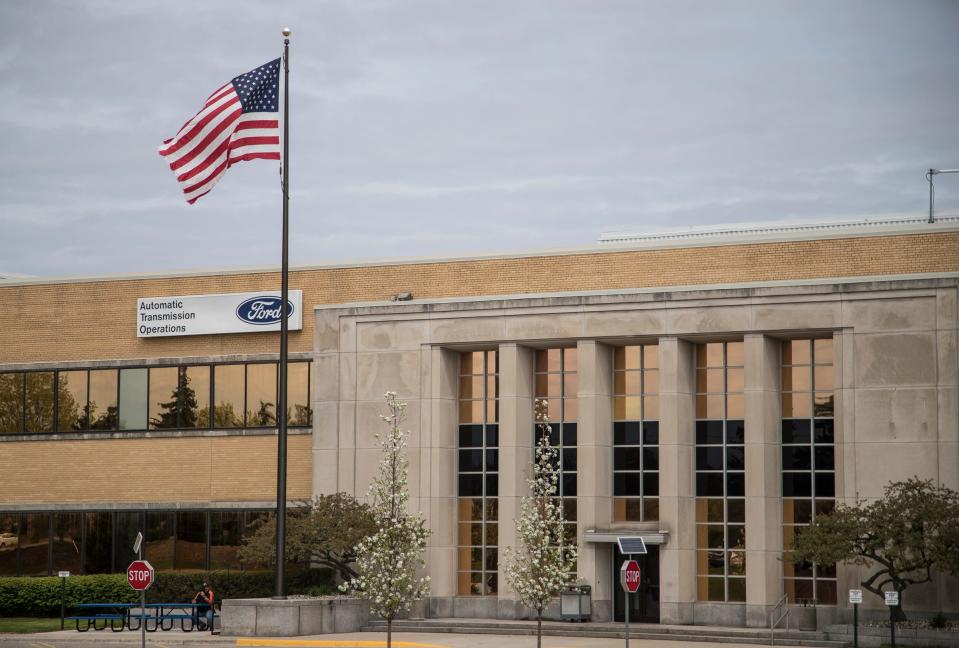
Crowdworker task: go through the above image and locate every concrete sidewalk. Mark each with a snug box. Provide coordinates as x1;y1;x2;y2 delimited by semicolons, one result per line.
0;629;813;648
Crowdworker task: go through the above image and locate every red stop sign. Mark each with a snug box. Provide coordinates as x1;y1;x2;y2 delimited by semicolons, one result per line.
127;560;155;591
620;559;641;593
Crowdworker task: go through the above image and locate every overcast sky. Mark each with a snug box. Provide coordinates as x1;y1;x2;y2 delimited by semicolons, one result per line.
2;0;958;278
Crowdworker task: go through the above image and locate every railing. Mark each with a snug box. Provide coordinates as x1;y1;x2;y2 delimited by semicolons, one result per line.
769;593;790;645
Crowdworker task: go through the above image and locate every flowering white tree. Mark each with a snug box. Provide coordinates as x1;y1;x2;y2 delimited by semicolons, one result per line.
504;398;578;648
341;392;430;648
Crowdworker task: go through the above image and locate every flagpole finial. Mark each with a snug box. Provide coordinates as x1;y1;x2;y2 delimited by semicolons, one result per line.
282;27;292;37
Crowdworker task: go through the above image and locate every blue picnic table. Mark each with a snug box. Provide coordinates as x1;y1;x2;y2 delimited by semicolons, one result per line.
66;602;218;633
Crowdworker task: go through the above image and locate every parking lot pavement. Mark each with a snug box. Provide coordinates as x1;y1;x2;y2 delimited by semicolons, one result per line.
0;631;810;648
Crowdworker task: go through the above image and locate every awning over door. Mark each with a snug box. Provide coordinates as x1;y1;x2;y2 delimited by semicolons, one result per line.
583;529;670;545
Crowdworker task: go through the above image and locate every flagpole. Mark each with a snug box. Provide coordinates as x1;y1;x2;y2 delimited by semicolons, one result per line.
274;26;292;600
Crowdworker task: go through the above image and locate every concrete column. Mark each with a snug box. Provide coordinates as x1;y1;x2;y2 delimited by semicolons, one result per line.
576;340;614;620
658;337;696;624
425;346;459;600
743;334;783;627
496;343;534;618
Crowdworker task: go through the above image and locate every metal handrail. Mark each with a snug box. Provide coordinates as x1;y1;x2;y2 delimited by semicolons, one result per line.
769;593;790;646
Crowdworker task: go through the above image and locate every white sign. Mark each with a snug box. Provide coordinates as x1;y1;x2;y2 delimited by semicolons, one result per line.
849;589;863;604
884;591;899;606
58;571;70;578
137;290;303;338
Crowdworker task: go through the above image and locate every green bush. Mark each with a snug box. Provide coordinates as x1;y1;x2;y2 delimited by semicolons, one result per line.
0;569;333;617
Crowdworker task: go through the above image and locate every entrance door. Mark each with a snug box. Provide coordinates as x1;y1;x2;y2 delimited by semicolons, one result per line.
612;544;660;623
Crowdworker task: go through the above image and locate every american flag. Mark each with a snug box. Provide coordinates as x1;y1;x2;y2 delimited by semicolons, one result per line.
159;59;281;204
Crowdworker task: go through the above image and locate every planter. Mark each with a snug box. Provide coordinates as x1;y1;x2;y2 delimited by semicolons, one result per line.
221;597;369;637
788;605;817;630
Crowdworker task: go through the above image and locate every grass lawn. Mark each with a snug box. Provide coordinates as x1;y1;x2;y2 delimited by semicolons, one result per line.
0;617;64;633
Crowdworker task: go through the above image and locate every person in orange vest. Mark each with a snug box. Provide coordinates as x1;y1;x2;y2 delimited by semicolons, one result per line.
192;582;215;631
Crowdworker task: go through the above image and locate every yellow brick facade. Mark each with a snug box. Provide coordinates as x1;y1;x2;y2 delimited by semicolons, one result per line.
1;231;957;364
0;434;311;505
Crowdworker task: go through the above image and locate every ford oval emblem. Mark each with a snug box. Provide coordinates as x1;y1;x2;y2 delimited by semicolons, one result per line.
235;296;294;326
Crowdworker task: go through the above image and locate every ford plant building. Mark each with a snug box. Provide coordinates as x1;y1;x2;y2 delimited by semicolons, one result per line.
1;214;957;628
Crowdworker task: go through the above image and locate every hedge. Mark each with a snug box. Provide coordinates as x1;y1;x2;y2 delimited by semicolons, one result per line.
0;569;334;617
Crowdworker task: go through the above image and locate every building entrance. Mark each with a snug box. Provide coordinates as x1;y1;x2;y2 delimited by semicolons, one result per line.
612;544;660;623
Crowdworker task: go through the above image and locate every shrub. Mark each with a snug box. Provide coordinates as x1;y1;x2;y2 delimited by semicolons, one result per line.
0;569;332;617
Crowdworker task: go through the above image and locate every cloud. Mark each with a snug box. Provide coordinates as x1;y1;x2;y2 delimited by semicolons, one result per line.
1;0;958;277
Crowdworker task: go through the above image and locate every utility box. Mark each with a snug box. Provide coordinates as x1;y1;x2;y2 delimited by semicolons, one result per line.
560;585;592;622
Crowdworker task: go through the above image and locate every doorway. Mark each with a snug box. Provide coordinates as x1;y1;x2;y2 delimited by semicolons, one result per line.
612;544;660;623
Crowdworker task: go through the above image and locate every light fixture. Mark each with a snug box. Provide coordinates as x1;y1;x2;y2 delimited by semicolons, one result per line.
927;168;959;223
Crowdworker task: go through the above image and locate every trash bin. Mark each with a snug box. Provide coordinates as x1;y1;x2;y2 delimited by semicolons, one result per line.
560;585;592;622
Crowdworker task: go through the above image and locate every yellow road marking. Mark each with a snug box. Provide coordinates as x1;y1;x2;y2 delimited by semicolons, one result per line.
30;643;56;648
236;640;449;648
150;642;173;648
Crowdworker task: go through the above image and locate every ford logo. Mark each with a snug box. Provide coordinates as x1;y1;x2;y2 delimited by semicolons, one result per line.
235;296;294;325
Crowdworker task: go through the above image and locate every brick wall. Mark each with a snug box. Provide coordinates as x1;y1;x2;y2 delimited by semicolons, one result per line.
2;231;957;364
0;434;311;505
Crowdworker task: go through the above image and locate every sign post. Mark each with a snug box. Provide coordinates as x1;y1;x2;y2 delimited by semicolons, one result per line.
620;560;641;648
849;589;862;648
58;571;70;630
128;558;154;648
885;591;899;648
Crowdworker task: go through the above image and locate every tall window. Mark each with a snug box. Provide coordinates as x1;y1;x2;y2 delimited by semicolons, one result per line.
695;341;746;603
534;348;577;548
457;350;498;595
782;339;836;604
613;344;659;521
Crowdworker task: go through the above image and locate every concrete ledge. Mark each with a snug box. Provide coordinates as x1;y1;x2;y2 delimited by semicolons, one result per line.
221;597;368;637
825;623;959;648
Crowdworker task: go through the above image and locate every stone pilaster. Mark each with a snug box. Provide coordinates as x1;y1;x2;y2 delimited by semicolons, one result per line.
496;343;534;616
425;346;459;599
743;334;783;626
575;339;614;617
658;336;696;624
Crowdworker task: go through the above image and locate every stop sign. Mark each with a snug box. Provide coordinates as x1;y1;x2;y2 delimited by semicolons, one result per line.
127;560;155;591
620;559;641;593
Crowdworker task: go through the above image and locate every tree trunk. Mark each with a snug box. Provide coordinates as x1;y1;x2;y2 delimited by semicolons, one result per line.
892;590;907;622
388;617;392;648
537;612;542;648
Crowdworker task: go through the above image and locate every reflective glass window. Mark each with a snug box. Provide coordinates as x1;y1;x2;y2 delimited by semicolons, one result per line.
148;367;180;429
52;512;82;574
114;512;142;573
246;363;277;427
457;350;498;595
182;366;211;428
25;372;55;433
782;338;836;605
88;369;118;430
145;511;174;570
213;365;244;428
613;344;659;522
119;368;148;431
695;342;746;602
288;361;312;426
175;511;207;570
0;514;18;575
18;513;49;576
57;370;89;432
210;511;245;570
84;512;113;574
0;373;24;434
